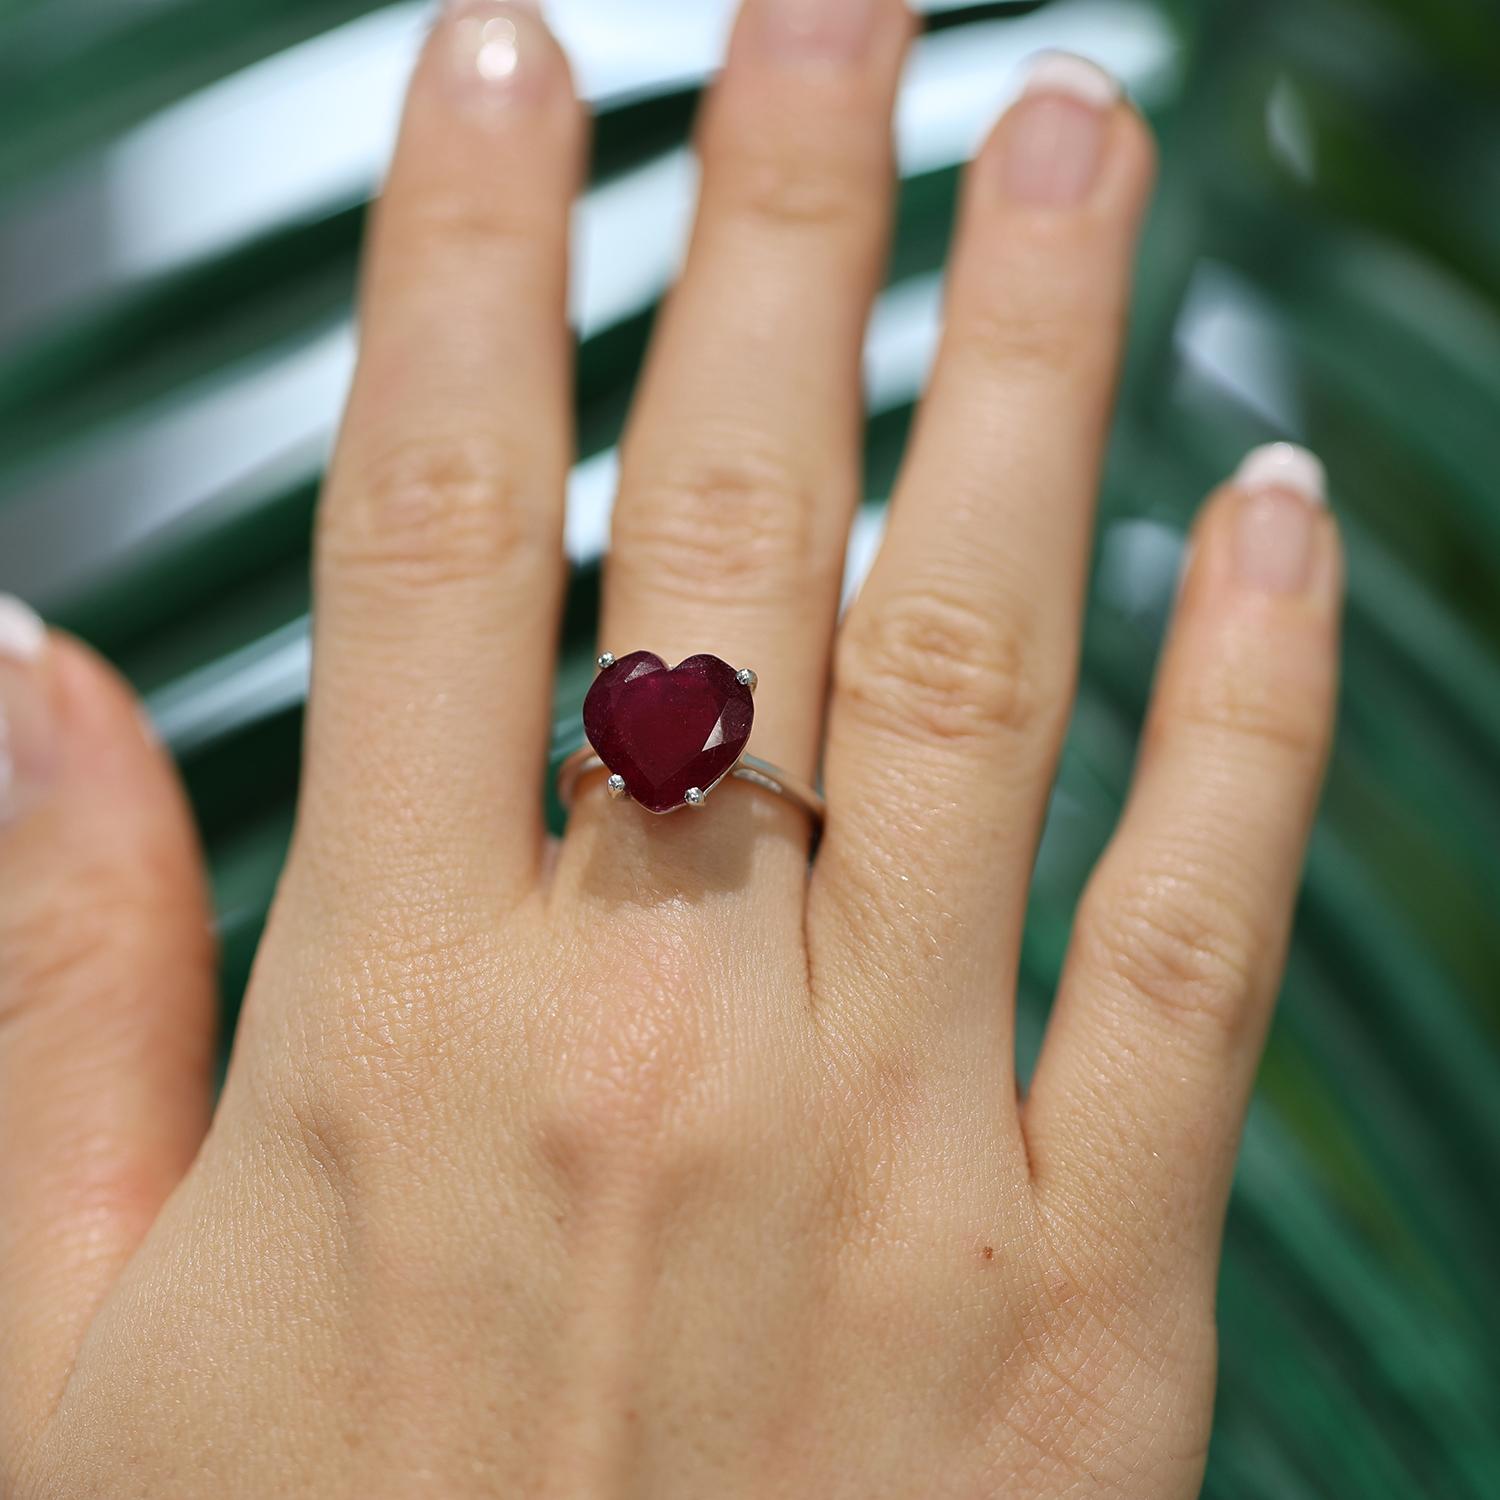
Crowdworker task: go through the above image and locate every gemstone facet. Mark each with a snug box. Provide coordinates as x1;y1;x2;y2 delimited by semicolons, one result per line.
582;652;754;814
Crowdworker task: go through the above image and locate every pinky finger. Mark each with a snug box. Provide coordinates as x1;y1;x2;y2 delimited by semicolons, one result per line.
1024;445;1342;1273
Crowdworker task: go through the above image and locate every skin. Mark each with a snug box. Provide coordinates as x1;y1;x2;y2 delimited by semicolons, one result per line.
0;2;1342;1495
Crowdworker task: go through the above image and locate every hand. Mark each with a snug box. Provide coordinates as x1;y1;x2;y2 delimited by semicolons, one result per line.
0;2;1341;1495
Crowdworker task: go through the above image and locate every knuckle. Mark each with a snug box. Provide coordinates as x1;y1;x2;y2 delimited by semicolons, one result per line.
526;926;746;1204
530;1036;742;1211
1169;658;1330;765
613;446;831;604
713;137;872;233
959;223;1127;384
1081;867;1259;1038
533;1067;679;1195
836;588;1049;745
263;916;501;1162
963;294;1118;385
321;433;552;591
396;193;556;267
268;1061;382;1213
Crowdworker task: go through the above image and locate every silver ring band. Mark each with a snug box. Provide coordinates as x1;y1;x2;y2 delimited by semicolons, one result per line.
557;748;825;827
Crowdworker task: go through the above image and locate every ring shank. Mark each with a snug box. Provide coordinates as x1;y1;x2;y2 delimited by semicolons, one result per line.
556;748;825;825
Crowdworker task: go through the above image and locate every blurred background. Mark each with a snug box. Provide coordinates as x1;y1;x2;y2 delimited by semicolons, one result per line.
2;0;1498;1492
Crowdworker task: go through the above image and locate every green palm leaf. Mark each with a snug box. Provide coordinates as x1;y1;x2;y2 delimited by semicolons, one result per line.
1;1;1496;1491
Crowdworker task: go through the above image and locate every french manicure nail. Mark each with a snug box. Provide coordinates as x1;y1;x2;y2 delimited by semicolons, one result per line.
757;0;880;64
0;596;57;825
446;0;553;106
1235;442;1327;504
1231;442;1327;594
1002;52;1119;206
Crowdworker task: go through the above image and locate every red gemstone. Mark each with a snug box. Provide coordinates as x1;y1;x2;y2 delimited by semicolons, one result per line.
582;652;754;814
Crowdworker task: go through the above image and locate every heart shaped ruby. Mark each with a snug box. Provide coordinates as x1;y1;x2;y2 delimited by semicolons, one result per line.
582;652;754;814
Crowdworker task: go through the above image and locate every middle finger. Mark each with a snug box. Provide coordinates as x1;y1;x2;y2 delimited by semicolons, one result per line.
564;0;912;874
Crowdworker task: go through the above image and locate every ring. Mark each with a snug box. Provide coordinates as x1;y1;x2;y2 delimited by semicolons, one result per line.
556;650;825;827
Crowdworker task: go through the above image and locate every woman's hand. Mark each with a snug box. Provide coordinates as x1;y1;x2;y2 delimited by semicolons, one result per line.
0;2;1341;1495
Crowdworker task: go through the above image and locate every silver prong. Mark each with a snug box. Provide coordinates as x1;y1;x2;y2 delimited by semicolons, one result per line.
684;787;707;809
606;773;627;800
736;667;758;693
597;652;617;672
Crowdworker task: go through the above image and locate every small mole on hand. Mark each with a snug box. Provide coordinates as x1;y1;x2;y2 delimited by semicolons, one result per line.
981;1245;994;1261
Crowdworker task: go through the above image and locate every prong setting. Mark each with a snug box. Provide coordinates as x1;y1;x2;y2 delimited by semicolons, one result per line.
597;652;616;672
736;667;757;693
606;773;627;800
684;787;707;809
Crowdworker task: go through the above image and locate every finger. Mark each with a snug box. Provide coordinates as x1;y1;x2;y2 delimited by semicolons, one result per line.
813;57;1155;1029
1025;447;1342;1275
568;0;912;867
307;1;583;897
0;602;216;1450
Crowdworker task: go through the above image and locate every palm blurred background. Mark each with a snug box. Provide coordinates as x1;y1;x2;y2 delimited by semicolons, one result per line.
2;0;1497;1492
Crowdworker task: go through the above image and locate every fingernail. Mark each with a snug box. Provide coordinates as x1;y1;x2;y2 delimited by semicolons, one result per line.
1231;443;1328;594
0;596;57;826
755;0;880;64
445;0;554;107
1002;52;1118;206
445;0;541;19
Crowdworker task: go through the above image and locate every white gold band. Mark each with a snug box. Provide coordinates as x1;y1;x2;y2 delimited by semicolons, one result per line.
557;748;825;827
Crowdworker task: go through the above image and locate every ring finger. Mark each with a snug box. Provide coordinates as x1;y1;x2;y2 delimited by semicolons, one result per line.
812;57;1156;1042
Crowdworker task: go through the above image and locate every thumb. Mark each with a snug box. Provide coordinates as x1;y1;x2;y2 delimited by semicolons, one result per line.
0;598;217;1454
